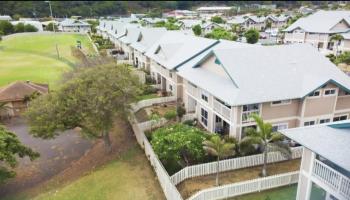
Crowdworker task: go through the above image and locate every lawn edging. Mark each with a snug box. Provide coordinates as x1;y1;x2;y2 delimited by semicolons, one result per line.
187;171;299;200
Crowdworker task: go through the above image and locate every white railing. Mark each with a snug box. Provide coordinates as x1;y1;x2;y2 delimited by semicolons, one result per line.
138;118;168;132
188;171;299;200
312;160;350;199
213;99;231;120
241;110;260;123
171;147;303;186
131;96;177;112
181;113;197;122
187;84;199;98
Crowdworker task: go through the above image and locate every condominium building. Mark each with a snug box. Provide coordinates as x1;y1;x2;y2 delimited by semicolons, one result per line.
283;10;350;54
177;43;350;140
145;32;218;98
281;121;350;200
96;20;350;141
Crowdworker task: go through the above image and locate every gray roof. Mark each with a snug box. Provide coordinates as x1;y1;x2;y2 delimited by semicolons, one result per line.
341;32;350;40
145;31;218;70
130;28;167;53
227;16;246;25
284;10;350;33
178;19;201;28
60;19;90;27
281;121;350;172
0;15;12;21
178;43;350;106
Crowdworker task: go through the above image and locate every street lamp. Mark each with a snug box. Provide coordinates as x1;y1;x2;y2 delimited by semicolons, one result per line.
45;1;59;58
45;1;55;32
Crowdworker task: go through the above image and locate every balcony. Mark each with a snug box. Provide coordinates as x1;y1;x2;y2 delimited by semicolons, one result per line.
187;83;198;98
213;99;231;120
241;110;260;123
312;159;350;199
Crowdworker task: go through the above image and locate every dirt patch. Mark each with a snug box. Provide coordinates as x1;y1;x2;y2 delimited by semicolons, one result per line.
177;159;301;199
134;102;177;123
135;108;149;122
1;118;136;199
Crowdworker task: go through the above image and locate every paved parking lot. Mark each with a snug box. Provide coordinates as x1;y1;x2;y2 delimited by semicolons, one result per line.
0;117;93;195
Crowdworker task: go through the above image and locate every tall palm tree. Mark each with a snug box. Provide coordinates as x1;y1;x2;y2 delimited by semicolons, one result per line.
203;135;235;186
330;34;344;58
240;114;291;177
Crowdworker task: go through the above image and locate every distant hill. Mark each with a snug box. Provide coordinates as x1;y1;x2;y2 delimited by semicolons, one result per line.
0;1;324;18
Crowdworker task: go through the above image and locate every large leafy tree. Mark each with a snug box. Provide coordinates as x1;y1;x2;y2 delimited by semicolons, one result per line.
244;29;260;44
211;16;225;24
0;125;39;183
26;64;142;152
203;135;235;186
0;21;14;35
151;123;209;174
205;28;237;41
240;114;291;177
192;24;202;36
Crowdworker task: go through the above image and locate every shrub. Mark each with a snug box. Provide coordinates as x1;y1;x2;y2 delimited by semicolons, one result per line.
143;85;158;95
164;110;177;120
183;119;196;126
176;104;186;121
151;123;210;174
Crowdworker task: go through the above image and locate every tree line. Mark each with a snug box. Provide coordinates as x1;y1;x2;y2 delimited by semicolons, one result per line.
0;1;325;18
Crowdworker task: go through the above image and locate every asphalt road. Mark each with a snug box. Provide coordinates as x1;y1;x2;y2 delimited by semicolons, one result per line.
0;117;93;196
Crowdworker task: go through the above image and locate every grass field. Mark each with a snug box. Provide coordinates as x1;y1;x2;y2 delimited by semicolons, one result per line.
0;33;95;87
230;185;297;200
5;146;165;200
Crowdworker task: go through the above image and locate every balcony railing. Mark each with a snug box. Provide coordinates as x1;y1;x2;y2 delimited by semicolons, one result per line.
312;159;350;199
213;99;231;120
242;110;260;123
187;84;198;98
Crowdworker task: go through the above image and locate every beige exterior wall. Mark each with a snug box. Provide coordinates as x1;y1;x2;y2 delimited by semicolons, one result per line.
335;95;350;111
261;99;300;120
330;20;350;31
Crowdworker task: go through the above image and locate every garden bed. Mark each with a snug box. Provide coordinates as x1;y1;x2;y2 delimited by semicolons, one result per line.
134;102;177;123
177;159;301;199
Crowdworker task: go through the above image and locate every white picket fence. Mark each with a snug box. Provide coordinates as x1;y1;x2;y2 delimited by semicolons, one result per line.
188;171;300;200
131;96;177;112
130;116;183;200
170;147;303;186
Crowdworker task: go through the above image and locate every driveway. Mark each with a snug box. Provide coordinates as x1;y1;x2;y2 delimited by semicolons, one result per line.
0;117;94;196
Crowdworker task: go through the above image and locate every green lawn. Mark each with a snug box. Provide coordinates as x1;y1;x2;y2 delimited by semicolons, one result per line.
0;33;95;87
5;145;164;200
231;185;297;200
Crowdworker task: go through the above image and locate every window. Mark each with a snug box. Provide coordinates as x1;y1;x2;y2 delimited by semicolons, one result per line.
333;115;348;122
319;118;330;124
324;89;336;96
243;104;260;112
201;91;209;102
169;85;173;91
169;72;173;78
201;108;208;127
272;123;288;132
308;90;320;97
271;100;291;106
304;120;316;126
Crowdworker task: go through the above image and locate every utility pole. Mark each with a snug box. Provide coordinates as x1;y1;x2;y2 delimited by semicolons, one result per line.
46;1;59;59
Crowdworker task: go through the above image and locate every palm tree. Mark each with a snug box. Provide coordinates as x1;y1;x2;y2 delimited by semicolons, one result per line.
240;114;291;177
203;135;235;186
330;34;344;58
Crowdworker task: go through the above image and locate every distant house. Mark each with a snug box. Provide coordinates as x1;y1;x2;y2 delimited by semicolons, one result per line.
177;19;202;30
196;6;232;19
58;19;91;33
163;10;198;19
141;18;165;27
281;121;350;200
0;15;12;21
0;81;48;117
283;10;350;54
